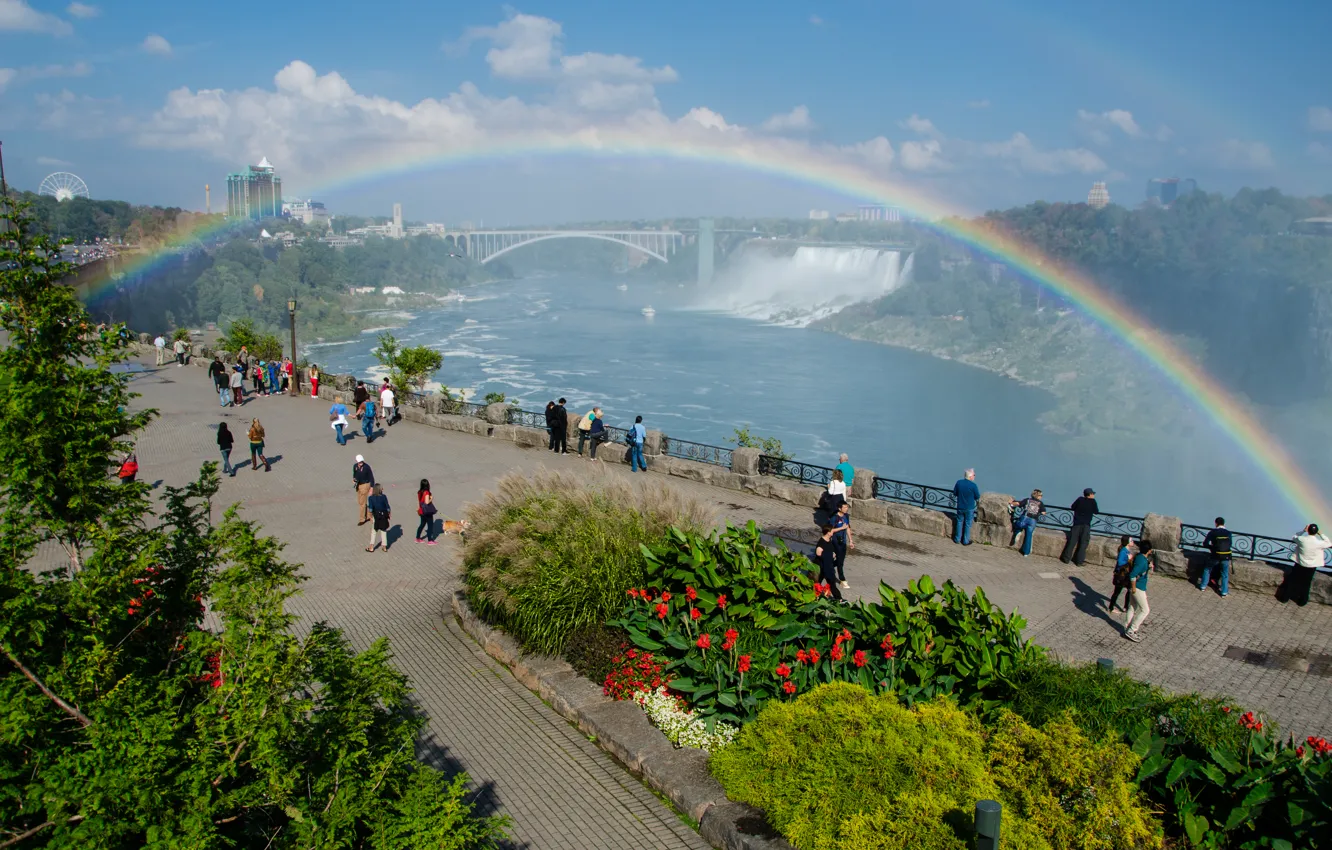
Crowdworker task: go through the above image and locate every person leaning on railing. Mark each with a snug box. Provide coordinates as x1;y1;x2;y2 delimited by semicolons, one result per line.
1288;524;1331;607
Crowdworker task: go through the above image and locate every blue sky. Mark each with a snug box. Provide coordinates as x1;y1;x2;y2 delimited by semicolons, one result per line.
1;0;1329;222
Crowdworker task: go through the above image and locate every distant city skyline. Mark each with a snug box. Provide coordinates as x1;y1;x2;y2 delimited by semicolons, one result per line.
1;0;1329;221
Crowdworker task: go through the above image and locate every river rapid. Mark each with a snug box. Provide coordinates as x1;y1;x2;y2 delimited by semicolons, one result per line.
308;274;1296;536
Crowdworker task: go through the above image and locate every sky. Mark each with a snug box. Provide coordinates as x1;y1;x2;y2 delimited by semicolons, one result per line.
1;0;1329;223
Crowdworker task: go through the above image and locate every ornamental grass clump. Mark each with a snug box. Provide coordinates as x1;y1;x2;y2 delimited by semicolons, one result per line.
462;468;712;654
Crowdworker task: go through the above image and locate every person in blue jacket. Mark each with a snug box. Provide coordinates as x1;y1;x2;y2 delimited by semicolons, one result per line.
952;468;981;545
1123;539;1155;642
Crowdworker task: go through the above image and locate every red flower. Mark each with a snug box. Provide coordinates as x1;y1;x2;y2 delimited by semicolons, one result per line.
1307;736;1331;754
690;607;701;621
127;606;137;616
841;628;852;642
655;603;669;620
725;628;739;643
697;633;711;650
717;595;727;609
627;588;639;598
852;649;866;667
830;644;844;661
626;649;638;659
686;586;698;601
814;581;831;598
1222;706;1232;714
738;655;751;673
795;649;809;663
782;680;796;695
808;648;821;664
1297;746;1306;757
775;663;791;678
883;647;896;660
661;592;672;602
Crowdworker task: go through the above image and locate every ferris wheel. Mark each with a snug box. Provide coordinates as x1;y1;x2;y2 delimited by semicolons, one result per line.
38;172;90;202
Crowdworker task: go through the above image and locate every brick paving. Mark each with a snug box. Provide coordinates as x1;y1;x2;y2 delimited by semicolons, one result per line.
119;355;1331;847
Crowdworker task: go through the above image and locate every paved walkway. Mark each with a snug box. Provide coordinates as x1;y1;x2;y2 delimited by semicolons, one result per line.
115;358;1331;846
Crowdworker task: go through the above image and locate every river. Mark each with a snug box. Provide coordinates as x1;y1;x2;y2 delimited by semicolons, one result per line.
307;274;1295;536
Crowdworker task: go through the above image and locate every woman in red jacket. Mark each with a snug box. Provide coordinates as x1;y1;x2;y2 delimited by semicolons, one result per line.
415;478;438;544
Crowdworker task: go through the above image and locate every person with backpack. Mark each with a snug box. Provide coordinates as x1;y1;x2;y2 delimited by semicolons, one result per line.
415;479;439;544
173;335;187;367
366;485;392;553
1199;517;1233;597
577;406;600;456
358;394;377;443
627;415;648;471
217;422;235;476
1123;539;1156;642
247;419;271;472
117;451;139;484
1009;489;1046;557
1107;534;1135;612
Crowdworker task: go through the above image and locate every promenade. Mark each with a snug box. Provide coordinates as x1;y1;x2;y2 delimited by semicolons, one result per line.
114;356;1332;846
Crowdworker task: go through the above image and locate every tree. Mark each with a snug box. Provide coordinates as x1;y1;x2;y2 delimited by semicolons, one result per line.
0;201;509;848
729;426;792;460
217;318;261;354
374;333;443;394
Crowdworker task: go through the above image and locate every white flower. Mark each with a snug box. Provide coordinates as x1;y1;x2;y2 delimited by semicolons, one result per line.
632;686;738;752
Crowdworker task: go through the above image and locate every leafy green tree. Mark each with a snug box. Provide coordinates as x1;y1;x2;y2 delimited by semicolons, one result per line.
217;318;261;354
374;333;444;393
0;201;509;848
171;327;192;342
482;392;507;405
729;426;792;460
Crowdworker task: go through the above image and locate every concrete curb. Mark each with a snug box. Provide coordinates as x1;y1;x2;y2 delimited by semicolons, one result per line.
448;590;791;850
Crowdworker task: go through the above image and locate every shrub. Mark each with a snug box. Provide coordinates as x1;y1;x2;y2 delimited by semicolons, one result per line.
711;683;1163;850
562;623;630;683
462;468;712;654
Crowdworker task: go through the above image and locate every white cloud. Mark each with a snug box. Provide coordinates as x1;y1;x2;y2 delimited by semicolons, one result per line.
761;105;812;133
809;14;824;25
1206;139;1275;170
839;136;894;168
967;99;990;109
0;68;16;92
66;2;97;17
1076;108;1173;146
25;61;91;78
36;88;129;137
141;34;172;55
1309;106;1332;133
900;138;947;172
971;132;1107;175
36;155;73;166
0;0;72;35
900;114;941;138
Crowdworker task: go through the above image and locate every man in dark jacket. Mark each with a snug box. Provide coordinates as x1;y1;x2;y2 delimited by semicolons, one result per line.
551;397;569;454
1199;517;1233;597
1060;488;1099;566
352;454;375;525
952;468;981;545
353;381;369;417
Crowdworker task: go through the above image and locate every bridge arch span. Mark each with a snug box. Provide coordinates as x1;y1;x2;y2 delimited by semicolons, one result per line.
476;232;670;265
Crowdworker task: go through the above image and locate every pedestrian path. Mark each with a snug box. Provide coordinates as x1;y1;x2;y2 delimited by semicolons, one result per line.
122;356;1332;848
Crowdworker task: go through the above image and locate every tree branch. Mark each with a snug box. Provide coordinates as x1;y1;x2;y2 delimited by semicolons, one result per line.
0;644;92;728
0;816;83;849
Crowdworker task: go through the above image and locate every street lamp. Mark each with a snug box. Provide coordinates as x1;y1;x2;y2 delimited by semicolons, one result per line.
287;296;299;397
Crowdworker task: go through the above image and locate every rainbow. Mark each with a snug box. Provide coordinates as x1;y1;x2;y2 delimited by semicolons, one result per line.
90;132;1332;523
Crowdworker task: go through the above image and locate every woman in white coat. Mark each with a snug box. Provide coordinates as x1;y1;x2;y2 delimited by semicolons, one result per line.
1290;523;1331;606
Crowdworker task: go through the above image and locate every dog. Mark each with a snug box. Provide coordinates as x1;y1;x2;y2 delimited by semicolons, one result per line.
441;519;470;540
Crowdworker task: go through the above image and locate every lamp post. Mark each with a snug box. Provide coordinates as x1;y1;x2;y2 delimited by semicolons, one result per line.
287;297;299;397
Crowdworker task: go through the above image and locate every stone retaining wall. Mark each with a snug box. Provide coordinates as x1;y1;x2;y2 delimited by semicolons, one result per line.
186;358;1332;606
450;591;790;850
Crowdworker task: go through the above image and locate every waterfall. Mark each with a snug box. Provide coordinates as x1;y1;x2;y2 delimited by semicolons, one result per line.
700;244;913;326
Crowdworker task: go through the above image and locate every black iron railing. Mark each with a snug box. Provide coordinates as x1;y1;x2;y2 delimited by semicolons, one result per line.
872;476;958;511
1179;524;1331;565
506;407;548;429
661;437;733;468
604;425;630;445
1037;508;1144;539
404;392;487;418
758;456;835;487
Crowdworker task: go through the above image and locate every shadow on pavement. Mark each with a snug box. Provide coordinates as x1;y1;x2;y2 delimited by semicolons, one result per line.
416;728;531;850
1068;575;1119;629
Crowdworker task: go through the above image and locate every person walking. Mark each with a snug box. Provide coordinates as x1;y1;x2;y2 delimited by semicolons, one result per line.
415;479;438;544
358;394;378;443
247;419;270;472
210;358;229;406
587;413;608;459
1107;535;1135;612
154;333;167;366
577;406;597;455
309;364;320;398
366;485;392;553
352;455;375;525
1061;488;1099;566
628;415;648;472
380;381;396;427
353;381;370;413
329;396;350;445
236;345;249;371
267;360;280;395
551;397;569;454
813;525;844;602
229;364;244;406
1123;539;1155;642
952;468;981;545
831;501;854;589
217;422;235;476
117;452;139;484
1290;523;1331;606
173;335;187;367
835;454;855;488
1199;517;1233;597
1009;489;1046;557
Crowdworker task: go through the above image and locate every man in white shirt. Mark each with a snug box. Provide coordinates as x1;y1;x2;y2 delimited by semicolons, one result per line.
172;336;186;367
1290;523;1331;606
153;334;166;366
380;383;396;427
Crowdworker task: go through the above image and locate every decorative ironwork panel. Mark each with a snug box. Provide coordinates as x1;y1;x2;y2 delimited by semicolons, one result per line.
661;437;733;468
758;456;834;487
506;408;547;429
871;477;957;511
1180;526;1312;563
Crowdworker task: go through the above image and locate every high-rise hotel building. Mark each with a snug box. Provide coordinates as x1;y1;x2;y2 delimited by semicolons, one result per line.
226;157;283;220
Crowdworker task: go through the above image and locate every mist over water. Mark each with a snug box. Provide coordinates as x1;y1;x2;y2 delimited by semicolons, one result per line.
697;245;912;326
312;273;1296;536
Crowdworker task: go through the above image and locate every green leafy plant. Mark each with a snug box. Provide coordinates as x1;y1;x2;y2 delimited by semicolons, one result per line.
483;392;507;405
375;332;443;392
461;468;713;655
0;201;508;849
218;317;261;354
171;327;192;342
728;426;792;460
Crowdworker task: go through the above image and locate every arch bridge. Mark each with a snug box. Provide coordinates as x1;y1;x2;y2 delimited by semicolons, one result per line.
447;229;683;265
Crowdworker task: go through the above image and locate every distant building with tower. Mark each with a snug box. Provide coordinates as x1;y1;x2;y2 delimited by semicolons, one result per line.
391;203;403;239
282;199;329;226
1087;182;1110;209
226;157;282;221
1146;177;1197;207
